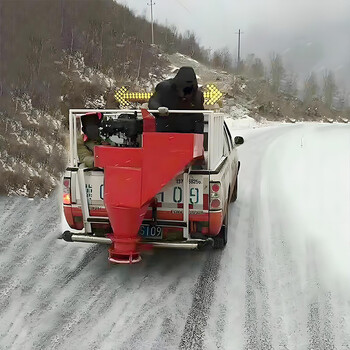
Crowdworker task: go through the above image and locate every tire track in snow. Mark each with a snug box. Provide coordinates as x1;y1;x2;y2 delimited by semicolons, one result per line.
305;244;336;350
179;250;222;350
0;194;207;350
0;197;37;252
213;303;227;350
202;200;245;350
323;292;336;350
61;244;105;286
242;127;309;348
244;246;259;350
116;275;183;350
307;301;322;350
150;316;178;350
243;133;277;350
307;294;336;350
231;127;303;349
0;199;58;310
209;208;238;350
0;197;19;234
244;241;273;350
52;250;205;350
0;196;110;349
98;252;206;350
267;222;296;349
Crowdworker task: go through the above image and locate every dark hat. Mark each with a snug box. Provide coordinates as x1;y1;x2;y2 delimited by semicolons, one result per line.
81;112;102;141
173;67;198;96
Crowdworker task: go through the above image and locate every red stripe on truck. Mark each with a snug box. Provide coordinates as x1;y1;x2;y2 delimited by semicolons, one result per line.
203;194;209;210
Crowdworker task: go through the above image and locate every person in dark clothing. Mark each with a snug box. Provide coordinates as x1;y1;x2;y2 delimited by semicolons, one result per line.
77;112;103;167
148;67;204;133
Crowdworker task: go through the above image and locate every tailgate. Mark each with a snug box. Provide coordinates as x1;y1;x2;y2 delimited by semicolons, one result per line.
75;170;105;209
76;171;208;212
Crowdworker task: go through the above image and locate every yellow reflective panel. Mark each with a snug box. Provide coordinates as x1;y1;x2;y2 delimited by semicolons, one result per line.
116;85;223;104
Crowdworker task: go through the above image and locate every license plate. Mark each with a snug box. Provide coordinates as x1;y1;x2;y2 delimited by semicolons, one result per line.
156;176;203;206
139;225;163;239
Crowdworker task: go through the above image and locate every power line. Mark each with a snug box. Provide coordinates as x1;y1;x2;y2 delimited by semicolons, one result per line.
174;0;191;14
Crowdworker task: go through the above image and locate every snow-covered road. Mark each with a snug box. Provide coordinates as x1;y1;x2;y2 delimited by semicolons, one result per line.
1;123;350;349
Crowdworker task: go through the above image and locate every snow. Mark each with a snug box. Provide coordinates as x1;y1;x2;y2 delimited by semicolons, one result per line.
3;47;350;346
67;52;116;89
1;93;66;196
84;95;106;109
267;125;350;289
205;123;350;349
166;52;235;91
226;114;258;130
2;121;350;348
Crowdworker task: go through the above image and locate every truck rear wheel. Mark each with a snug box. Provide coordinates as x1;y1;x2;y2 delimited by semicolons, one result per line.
231;176;238;203
213;209;228;249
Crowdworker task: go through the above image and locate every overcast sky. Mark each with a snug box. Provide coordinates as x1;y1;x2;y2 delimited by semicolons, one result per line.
118;0;350;88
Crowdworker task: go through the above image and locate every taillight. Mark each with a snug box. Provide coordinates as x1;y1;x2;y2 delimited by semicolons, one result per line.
211;199;221;208
212;183;220;192
210;182;222;209
63;178;71;205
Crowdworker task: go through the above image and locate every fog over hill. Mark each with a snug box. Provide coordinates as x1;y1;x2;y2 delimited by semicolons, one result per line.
122;0;350;93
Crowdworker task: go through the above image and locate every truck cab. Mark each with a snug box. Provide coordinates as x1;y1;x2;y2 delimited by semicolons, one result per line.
62;109;244;261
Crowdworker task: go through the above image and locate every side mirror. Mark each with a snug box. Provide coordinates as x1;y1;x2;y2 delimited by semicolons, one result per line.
234;136;244;146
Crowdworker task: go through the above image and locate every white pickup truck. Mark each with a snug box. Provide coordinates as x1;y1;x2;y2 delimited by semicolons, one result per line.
62;109;244;251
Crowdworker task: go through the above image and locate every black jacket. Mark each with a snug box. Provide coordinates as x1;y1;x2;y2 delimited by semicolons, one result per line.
149;67;204;133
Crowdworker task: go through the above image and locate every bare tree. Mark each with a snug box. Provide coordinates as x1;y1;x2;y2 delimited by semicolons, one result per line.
212;50;223;70
334;89;347;110
270;53;285;93
251;57;265;78
303;72;318;104
220;47;233;71
283;72;298;96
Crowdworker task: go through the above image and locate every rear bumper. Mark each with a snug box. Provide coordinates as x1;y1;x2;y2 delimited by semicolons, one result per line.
61;231;213;250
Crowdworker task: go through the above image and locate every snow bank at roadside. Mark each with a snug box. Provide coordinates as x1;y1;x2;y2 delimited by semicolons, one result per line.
225;116;259;130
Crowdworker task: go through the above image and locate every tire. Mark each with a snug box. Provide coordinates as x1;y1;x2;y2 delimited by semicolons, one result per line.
231;176;238;203
213;207;228;249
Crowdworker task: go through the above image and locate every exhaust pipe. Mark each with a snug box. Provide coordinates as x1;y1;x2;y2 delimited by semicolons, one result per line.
61;231;112;245
61;231;213;250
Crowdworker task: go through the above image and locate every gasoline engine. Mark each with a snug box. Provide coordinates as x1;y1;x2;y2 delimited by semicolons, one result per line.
99;113;143;147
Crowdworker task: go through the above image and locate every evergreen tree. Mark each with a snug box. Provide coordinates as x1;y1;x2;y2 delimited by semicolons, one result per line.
323;70;337;108
270;53;285;93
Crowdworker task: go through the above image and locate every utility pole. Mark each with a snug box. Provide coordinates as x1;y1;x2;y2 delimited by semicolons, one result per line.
235;29;243;69
208;47;212;68
147;1;155;45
